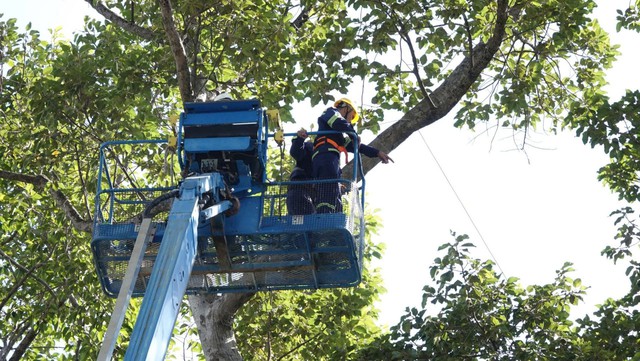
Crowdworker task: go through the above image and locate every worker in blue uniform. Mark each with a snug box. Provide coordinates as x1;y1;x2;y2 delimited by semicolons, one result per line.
286;128;316;215
312;98;393;213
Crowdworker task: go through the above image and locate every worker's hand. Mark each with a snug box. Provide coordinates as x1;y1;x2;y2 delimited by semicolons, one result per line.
377;151;394;164
297;128;308;139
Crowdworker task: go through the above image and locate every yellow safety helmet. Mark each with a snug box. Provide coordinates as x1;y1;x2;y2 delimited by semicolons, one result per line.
334;98;359;124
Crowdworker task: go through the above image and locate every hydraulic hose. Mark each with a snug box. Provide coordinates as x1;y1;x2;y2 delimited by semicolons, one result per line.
142;189;180;218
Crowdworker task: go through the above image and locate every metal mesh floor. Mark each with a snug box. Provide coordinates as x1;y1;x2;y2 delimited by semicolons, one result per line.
92;182;364;295
93;226;360;296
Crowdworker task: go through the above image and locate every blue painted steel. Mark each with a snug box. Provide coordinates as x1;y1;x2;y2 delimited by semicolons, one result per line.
124;175;226;361
201;201;232;221
183;136;252;152
177;99;266;178
181;109;262;126
183;99;262;114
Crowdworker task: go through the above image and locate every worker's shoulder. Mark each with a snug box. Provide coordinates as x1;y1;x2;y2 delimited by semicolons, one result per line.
318;106;338;119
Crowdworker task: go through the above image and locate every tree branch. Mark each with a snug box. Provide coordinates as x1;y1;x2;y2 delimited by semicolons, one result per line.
463;13;474;69
291;7;310;30
8;324;39;361
7;294;75;361
277;326;327;360
379;1;436;108
0;170;93;233
51;189;93;233
158;0;194;102
74;144;92;217
217;292;256;316
344;0;510;179
0;253;56;311
84;0;161;42
1;231;19;248
0;170;49;189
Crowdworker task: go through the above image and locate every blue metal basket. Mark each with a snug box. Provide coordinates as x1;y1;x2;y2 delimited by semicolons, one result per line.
91;100;366;296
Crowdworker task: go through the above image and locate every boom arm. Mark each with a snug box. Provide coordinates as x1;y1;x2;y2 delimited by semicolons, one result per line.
123;174;230;361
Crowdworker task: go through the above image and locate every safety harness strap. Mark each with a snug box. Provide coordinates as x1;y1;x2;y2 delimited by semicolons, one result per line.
313;136;348;163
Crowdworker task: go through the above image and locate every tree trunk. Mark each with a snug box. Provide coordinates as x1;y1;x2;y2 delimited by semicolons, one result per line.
188;293;255;361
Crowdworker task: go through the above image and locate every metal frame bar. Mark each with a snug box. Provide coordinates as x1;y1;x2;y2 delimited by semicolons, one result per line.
97;218;156;361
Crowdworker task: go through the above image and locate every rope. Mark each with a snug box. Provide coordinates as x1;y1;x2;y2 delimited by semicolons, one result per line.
417;130;506;276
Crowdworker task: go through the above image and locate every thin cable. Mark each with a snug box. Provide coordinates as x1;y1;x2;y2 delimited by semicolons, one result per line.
417;130;506;276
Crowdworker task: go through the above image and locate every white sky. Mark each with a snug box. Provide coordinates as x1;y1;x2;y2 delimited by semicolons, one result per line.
2;0;639;331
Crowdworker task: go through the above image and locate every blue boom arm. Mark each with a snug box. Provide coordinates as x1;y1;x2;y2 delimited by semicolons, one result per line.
124;174;230;361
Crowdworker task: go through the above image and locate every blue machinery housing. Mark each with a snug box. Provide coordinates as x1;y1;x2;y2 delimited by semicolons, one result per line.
91;99;367;297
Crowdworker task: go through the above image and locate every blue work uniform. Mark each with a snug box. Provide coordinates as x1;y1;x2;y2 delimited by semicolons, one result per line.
286;136;315;215
312;107;379;213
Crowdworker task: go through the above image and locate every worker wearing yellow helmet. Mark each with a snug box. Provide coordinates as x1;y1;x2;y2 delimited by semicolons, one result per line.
335;98;359;124
312;97;393;214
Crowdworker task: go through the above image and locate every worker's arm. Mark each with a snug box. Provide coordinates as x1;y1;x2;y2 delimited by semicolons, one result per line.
350;142;394;164
289;129;309;162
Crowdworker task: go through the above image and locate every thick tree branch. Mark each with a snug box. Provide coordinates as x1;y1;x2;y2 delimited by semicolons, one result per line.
0;170;49;189
51;189;93;233
0;170;93;233
84;0;161;42
8;324;38;361
158;0;194;102
345;0;510;179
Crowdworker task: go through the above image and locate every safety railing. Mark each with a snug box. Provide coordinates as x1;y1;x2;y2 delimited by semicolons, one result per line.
94;140;178;226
